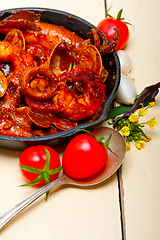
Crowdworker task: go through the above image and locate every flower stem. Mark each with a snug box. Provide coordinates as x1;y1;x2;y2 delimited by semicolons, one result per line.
113;81;160;125
130;82;160;113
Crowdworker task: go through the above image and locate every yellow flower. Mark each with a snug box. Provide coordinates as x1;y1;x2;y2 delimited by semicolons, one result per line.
128;113;139;122
146;117;158;129
126;142;131;150
148;102;155;108
143;135;151;142
121;126;130;136
138;108;149;117
135;140;145;150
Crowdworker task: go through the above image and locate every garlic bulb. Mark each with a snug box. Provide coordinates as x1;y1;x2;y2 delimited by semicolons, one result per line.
115;73;137;105
117;50;132;74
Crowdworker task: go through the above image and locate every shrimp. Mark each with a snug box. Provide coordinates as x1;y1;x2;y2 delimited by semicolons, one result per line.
0;41;34;85
52;67;106;121
0;9;118;55
0;41;34;110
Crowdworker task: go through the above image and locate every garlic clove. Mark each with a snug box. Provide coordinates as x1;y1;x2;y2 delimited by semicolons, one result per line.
117;50;132;74
115;73;137;105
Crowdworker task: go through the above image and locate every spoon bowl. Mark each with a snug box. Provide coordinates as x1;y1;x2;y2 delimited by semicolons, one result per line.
0;127;126;230
65;127;126;185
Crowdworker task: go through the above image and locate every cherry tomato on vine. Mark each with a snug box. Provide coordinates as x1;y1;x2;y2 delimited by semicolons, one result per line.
19;145;62;186
97;8;131;51
62;132;111;179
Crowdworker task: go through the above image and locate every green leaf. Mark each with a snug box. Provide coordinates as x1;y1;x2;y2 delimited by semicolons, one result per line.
43;148;51;171
106;5;114;18
45;191;50;201
97;136;106;142
138;128;148;139
48;166;63;175
124;21;134;27
19;164;43;175
43;171;50;184
19;146;63;200
108;146;119;158
75;129;97;140
106;5;133;27
107;105;132;120
117;9;123;20
20;175;43;187
104;134;112;147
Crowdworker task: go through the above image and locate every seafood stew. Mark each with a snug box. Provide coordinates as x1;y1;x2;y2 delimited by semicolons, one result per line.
0;8;120;149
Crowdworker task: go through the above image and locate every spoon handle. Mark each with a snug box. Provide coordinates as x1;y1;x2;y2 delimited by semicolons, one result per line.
0;175;68;230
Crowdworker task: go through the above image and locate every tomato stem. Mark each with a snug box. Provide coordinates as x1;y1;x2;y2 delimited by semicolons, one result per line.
19;147;62;200
103;134;112;147
75;129;118;157
97;136;106;142
43;171;50;184
75;129;96;139
106;5;113;18
106;5;133;27
43;171;50;200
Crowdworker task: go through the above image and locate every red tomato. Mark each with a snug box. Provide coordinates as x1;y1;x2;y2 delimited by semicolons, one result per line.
62;134;108;179
19;145;61;185
97;17;129;51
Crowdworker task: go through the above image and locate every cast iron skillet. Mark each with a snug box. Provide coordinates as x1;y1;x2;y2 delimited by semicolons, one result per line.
0;7;120;150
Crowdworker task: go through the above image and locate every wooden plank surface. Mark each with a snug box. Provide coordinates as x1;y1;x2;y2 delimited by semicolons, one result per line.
106;0;160;239
0;0;160;239
0;1;122;240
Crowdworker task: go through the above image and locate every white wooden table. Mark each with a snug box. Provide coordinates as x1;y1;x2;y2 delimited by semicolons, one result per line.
0;0;160;239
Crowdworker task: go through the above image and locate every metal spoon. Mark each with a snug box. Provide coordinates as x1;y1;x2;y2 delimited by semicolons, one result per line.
0;127;126;230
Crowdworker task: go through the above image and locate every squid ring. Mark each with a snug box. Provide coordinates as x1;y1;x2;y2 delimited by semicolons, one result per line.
21;67;59;101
